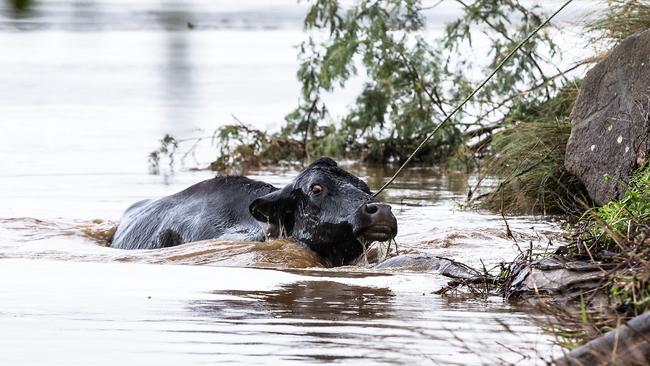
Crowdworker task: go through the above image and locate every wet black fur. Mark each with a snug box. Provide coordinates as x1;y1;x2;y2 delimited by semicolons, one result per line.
110;158;386;265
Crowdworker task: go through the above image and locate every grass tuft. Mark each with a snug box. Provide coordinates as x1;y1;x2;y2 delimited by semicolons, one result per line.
587;0;650;47
478;82;589;215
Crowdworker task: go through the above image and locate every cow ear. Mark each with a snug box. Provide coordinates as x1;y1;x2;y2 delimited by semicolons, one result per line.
249;188;295;223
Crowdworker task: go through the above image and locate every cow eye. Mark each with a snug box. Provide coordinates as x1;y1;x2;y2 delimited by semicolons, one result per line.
310;184;323;195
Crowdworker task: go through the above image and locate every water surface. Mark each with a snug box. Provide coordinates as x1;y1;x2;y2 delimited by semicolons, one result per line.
0;259;558;365
0;1;577;364
0;163;565;365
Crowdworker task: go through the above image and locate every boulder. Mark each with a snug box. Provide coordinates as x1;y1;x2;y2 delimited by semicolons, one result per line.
566;29;650;205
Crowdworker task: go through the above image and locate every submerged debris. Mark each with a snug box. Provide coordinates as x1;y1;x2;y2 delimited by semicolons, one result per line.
376;253;476;279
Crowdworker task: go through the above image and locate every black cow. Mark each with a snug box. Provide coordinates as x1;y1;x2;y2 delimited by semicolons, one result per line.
110;157;397;265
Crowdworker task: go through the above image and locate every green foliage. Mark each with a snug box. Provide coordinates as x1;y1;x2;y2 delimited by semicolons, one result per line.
473;1;650;214
148;134;178;174
286;0;565;163
209;122;310;172
149;0;625;178
7;0;33;16
216;123;268;156
590;164;650;241
536;166;650;348
150;0;584;172
443;0;560;102
578;164;650;316
610;273;650;315
547;327;585;350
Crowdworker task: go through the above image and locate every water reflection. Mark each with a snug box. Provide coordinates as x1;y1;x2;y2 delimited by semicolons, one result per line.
179;276;554;365
5;0;33;17
359;164;466;191
192;281;394;321
159;2;195;131
70;1;97;31
317;163;471;207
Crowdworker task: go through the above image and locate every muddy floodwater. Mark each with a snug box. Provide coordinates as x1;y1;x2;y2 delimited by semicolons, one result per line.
0;165;566;365
0;1;585;364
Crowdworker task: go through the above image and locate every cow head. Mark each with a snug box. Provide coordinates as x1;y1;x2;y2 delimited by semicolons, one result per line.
249;157;398;265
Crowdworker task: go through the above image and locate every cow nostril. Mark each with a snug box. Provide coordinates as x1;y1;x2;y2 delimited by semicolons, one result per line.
365;204;378;214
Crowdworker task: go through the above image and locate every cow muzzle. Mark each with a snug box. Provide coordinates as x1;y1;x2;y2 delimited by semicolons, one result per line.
354;203;398;242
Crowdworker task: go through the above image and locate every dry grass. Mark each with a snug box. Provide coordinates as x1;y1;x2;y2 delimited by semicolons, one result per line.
475;82;590;215
587;0;650;46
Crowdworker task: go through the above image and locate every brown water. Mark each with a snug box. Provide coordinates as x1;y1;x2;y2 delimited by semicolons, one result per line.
0;1;584;364
0;165;562;270
0;164;565;365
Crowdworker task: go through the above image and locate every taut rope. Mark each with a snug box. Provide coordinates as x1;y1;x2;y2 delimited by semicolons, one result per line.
374;0;574;197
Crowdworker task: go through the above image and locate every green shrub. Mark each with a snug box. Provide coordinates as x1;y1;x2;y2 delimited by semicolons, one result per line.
478;82;589;214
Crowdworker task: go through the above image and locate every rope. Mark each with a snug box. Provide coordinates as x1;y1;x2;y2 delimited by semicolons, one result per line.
374;0;574;197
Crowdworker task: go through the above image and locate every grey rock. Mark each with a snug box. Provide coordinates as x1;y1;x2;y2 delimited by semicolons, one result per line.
375;253;476;279
555;312;650;366
507;256;609;305
566;29;650;205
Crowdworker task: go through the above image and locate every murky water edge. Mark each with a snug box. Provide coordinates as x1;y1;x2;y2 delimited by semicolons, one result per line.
0;1;577;363
0;259;559;365
0;165;565;365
